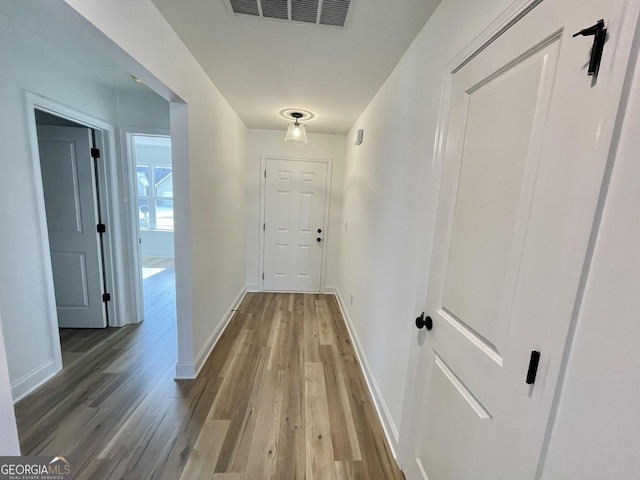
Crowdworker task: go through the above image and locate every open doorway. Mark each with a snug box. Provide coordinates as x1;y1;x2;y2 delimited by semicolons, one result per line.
29;104;122;373
34;109;113;330
129;134;175;320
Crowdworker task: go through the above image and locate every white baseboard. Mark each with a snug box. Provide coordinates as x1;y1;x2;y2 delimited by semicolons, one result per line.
174;361;197;379
174;285;248;380
332;287;400;458
246;283;260;292
323;284;338;294
11;359;59;403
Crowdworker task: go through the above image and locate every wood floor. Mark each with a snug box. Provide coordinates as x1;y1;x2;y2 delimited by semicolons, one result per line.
15;280;404;479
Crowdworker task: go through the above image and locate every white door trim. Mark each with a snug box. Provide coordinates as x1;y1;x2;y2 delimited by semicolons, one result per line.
398;0;640;472
259;155;333;292
24;92;129;382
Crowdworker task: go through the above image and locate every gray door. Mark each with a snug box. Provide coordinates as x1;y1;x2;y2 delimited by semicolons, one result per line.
38;125;106;328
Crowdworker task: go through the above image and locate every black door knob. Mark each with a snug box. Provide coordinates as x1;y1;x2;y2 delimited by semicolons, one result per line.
317;237;322;242
317;228;322;233
415;313;433;331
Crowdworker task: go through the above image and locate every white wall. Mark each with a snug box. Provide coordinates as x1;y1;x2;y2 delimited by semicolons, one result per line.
139;231;174;258
539;37;640;480
117;89;171;133
334;0;515;451
0;7;126;399
245;129;345;290
61;0;248;377
0;310;20;455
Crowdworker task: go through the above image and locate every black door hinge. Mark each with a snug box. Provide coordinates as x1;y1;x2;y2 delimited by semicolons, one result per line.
97;223;106;233
573;19;607;77
91;147;101;159
102;293;111;302
526;350;541;385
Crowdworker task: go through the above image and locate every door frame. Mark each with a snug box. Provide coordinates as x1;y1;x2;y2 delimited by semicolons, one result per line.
398;0;640;473
258;155;333;292
25;92;127;369
125;128;173;324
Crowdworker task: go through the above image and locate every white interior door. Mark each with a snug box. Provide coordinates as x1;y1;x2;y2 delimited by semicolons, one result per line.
38;125;106;328
404;1;631;478
263;158;328;292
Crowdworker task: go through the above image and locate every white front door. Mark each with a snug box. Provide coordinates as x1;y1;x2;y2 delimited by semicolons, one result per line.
263;158;328;292
38;125;106;328
403;1;633;478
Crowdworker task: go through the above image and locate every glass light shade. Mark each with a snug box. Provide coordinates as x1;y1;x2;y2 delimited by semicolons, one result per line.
284;122;308;144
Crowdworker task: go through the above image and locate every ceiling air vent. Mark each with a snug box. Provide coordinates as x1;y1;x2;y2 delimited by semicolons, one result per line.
229;0;351;27
230;0;260;16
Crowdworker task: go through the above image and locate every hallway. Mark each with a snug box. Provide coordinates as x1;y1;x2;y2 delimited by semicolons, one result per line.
14;290;402;479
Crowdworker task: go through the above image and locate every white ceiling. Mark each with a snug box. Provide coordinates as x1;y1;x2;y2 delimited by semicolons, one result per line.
151;0;441;134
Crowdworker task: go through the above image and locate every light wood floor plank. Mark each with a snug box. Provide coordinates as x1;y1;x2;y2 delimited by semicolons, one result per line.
242;368;281;480
15;287;404;480
179;419;229;480
303;295;321;363
212;474;243;480
214;348;270;474
305;362;336;480
320;345;362;462
316;298;336;346
78;459;129;480
97;367;185;459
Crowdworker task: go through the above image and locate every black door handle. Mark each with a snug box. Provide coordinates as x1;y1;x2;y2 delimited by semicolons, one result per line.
317;228;322;233
415;312;432;331
317;237;322;242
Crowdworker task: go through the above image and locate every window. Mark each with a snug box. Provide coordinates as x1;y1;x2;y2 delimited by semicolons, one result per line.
133;135;173;231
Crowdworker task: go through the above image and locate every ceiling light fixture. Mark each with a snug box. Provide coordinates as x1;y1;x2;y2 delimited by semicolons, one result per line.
130;74;146;86
284;112;308;144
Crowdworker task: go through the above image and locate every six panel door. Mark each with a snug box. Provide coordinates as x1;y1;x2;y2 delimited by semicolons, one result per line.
263;158;328;292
